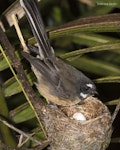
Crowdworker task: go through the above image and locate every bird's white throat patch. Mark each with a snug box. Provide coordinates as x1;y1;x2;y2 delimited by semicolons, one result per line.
80;92;88;99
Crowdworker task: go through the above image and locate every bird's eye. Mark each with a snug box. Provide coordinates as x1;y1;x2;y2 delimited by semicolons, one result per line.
84;83;93;91
85;86;90;91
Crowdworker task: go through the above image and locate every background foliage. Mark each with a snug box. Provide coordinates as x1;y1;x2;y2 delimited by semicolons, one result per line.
0;0;120;149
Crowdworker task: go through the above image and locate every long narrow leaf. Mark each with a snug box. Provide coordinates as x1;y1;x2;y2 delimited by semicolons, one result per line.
95;76;120;83
50;13;120;39
68;57;120;76
10;103;35;123
3;72;35;97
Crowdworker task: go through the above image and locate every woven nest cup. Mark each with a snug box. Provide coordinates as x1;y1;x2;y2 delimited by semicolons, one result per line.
41;96;112;150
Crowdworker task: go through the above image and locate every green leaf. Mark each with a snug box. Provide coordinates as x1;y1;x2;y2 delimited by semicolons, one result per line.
10;103;35;123
71;33;118;46
60;41;120;59
0;53;9;71
106;99;119;106
95;76;120;83
0;87;17;147
49;14;120;39
111;137;120;143
3;72;35;97
68;57;120;76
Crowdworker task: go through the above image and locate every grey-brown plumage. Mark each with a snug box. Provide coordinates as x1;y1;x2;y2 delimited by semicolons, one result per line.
20;0;97;106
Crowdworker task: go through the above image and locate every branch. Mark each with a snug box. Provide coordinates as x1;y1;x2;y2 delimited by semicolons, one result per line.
112;98;120;123
0;116;49;149
0;27;47;138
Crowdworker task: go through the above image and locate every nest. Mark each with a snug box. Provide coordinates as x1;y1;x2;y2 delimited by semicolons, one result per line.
40;96;112;150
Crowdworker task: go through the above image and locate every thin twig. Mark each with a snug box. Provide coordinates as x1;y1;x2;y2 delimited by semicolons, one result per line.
112;98;120;123
0;138;49;150
0;116;42;145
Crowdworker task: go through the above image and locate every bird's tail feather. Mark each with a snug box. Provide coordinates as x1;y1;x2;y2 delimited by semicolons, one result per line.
20;0;54;60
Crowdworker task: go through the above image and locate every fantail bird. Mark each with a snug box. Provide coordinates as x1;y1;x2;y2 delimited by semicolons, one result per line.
20;0;97;106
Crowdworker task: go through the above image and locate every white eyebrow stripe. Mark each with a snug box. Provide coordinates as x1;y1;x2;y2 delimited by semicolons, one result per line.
86;83;93;88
